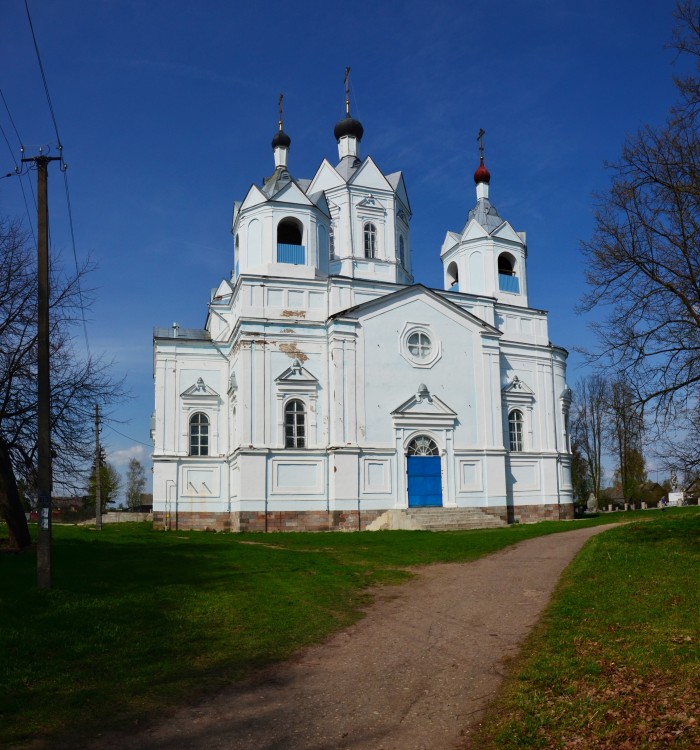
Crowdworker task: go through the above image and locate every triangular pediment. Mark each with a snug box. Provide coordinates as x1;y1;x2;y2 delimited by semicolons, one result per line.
386;171;411;214
502;375;535;397
271;180;314;207
392;385;457;417
356;194;386;213
240;184;268;212
348;156;393;191
461;219;491;241
307;190;330;216
275;359;318;383
440;231;461;256
181;378;219;398
329;283;501;336
307;159;344;194
491;220;523;244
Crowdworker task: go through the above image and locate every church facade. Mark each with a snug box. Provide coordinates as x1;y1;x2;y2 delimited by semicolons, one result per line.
151;102;573;531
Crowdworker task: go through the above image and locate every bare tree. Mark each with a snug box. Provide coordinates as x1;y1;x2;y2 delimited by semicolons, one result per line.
607;378;646;503
0;218;124;549
580;2;700;426
572;374;609;507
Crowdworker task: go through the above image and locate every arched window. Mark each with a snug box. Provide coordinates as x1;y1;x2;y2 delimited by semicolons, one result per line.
509;409;524;452
284;399;306;448
364;222;377;259
407;435;439;456
329;225;335;258
446;261;459;287
498;254;515;275
277;218;302;245
498;253;519;293
398;235;405;265
189;412;209;456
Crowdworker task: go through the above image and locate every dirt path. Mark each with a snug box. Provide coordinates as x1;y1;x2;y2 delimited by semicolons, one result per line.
88;525;612;750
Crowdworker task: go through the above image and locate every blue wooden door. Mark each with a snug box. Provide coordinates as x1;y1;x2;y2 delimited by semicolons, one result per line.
407;456;442;507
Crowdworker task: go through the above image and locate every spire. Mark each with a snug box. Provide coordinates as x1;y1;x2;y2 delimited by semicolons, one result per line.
334;67;364;160
271;92;291;168
473;127;491;199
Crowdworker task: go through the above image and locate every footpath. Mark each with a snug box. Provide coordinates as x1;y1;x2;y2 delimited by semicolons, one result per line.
88;525;612;750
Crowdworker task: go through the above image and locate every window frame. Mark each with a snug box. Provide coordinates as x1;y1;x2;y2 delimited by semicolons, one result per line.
284;399;306;449
364;222;377;259
189;412;210;456
508;409;524;452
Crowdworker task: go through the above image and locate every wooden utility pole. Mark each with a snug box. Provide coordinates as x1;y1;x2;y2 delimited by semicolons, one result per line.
95;404;102;530
22;153;60;589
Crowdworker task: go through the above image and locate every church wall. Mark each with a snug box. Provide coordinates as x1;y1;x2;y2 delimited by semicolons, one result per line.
358;299;479;447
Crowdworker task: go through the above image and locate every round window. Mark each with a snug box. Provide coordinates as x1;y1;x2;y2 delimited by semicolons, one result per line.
407;331;432;360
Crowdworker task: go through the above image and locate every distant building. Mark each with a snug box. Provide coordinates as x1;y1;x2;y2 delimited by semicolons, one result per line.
151;97;573;531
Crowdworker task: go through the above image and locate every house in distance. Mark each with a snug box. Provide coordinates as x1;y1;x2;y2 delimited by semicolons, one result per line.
151;91;573;531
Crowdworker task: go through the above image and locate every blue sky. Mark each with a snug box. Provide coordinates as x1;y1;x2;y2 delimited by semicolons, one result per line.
0;0;686;494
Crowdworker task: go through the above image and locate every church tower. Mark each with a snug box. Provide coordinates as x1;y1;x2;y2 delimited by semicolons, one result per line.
305;69;414;285
440;131;528;307
231;95;332;281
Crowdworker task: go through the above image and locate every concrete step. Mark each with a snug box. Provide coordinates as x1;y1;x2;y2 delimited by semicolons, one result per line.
366;507;507;532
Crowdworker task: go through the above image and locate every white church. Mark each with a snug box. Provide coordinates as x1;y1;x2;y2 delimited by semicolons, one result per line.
151;93;573;532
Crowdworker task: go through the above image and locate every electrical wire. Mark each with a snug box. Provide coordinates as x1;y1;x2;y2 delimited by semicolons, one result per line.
24;0;61;147
24;0;90;354
103;423;153;448
0;118;38;247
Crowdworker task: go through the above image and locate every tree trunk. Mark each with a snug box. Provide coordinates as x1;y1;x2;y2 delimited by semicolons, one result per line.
0;442;31;550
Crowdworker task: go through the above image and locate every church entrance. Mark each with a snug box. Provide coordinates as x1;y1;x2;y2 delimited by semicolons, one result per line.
406;436;442;507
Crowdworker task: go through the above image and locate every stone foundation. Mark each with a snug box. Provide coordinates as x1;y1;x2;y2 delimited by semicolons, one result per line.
153;503;573;532
480;503;574;524
153;509;385;533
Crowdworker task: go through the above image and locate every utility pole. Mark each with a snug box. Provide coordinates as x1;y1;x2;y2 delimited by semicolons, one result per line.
22;153;60;589
95;404;102;530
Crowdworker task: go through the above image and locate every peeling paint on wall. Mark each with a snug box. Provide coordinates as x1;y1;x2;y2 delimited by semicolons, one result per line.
282;310;306;318
279;343;309;362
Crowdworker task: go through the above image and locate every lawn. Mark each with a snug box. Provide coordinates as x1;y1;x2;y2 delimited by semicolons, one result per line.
1;508;697;748
470;508;700;749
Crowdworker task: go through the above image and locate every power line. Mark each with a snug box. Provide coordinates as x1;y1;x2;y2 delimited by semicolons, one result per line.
24;0;61;148
23;0;90;354
103;423;153;448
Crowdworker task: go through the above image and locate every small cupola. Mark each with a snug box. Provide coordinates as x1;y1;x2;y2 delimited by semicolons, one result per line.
272;93;291;169
474;127;490;200
335;67;364;161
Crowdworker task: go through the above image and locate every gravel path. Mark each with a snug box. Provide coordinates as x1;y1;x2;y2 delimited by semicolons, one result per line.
88;525;612;750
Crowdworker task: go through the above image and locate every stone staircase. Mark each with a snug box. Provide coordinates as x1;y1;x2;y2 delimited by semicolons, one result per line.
366;507;508;532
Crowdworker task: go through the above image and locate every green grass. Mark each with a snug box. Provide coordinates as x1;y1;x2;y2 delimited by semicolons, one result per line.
0;508;697;748
471;508;700;749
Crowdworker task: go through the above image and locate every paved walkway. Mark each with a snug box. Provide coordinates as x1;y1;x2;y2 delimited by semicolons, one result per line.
89;525;612;750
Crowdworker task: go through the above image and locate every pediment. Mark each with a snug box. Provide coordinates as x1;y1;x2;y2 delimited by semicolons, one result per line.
491;220;523;244
181;378;219;398
307;159;344;194
275;358;318;383
440;231;460;256
356;194;386;214
386;171;411;214
502;375;535;401
271;180;314;207
461;219;490;242
330;284;501;336
307;190;330;216
240;184;268;212
392;384;457;417
348;156;393;191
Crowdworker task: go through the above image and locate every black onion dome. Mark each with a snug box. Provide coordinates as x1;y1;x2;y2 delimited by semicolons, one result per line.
271;129;291;149
334;116;364;142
